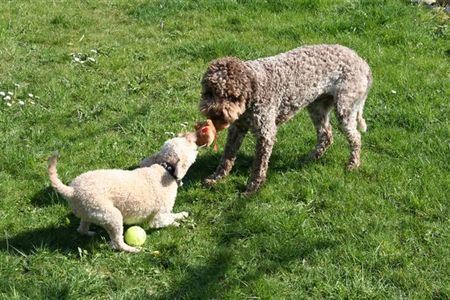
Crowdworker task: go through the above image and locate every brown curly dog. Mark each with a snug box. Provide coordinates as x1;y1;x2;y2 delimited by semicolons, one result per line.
199;44;372;195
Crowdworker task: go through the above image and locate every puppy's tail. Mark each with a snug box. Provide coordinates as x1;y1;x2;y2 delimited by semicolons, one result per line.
48;152;75;199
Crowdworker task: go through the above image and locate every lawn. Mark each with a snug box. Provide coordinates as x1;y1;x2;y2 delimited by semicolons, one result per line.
0;0;449;298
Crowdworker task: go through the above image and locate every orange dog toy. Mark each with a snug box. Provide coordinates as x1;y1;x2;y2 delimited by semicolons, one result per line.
195;119;218;151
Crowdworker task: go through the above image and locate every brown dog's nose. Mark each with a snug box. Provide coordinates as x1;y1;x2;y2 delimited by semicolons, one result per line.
212;119;229;131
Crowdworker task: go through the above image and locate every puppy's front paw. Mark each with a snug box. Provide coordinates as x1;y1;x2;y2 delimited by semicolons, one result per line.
173;211;189;221
179;211;189;219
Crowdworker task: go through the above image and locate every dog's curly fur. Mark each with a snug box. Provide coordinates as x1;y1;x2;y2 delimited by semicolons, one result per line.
48;133;198;252
200;44;372;194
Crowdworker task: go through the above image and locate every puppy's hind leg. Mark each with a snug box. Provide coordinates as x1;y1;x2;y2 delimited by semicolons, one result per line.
306;95;334;161
77;220;96;237
96;205;140;253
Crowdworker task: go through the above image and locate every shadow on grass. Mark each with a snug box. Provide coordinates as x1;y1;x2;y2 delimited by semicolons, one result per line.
158;197;337;299
182;147;316;190
0;214;107;255
30;186;66;207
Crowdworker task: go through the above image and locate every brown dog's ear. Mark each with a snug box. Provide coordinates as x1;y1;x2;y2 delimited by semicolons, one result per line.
222;101;246;124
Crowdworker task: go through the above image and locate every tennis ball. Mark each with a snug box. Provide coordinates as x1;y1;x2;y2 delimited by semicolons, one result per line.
124;226;146;246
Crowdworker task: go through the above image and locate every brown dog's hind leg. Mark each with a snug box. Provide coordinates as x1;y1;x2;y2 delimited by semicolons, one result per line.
306;95;334;160
335;99;362;171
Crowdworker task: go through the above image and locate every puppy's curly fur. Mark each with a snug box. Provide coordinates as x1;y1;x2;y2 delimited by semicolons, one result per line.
48;134;198;252
200;44;372;194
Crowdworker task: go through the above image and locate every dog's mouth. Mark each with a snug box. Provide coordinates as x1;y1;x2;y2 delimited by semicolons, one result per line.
212;119;230;131
199;103;233;131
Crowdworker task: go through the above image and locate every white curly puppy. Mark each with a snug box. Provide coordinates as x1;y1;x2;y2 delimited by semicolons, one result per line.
48;133;198;253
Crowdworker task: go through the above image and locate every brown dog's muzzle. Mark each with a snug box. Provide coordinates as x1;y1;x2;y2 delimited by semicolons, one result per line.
211;118;230;131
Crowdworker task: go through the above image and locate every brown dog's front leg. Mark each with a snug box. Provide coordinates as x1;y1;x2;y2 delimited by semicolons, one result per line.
243;127;276;196
205;124;248;186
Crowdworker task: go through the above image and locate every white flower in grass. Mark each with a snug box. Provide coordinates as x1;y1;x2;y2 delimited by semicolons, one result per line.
7;91;13;96
0;91;5;97
6;102;12;107
28;93;34;98
90;49;98;54
30;100;35;105
18;100;25;105
391;90;397;94
4;95;11;101
14;83;20;88
87;57;96;62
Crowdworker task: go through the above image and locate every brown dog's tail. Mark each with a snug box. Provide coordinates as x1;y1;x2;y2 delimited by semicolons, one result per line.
48;152;74;199
357;68;372;133
357;111;367;133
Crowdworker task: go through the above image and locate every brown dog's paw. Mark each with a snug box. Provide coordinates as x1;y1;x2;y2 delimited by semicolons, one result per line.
299;153;316;163
203;177;218;186
204;172;227;186
346;164;360;171
240;190;255;198
346;159;361;171
241;180;263;197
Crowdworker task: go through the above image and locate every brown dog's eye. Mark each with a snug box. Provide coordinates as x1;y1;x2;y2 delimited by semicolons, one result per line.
202;88;214;99
213;111;223;120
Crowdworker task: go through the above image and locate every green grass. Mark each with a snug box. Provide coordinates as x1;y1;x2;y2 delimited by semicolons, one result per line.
1;0;449;298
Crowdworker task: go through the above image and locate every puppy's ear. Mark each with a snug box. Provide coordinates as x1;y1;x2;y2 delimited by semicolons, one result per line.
194;122;201;130
182;132;197;144
174;150;198;180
